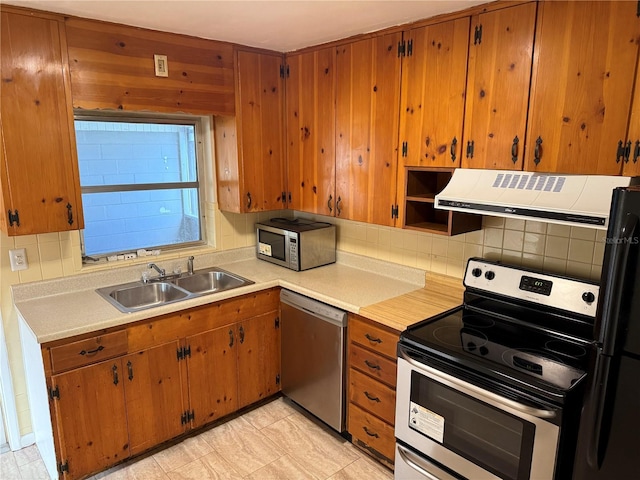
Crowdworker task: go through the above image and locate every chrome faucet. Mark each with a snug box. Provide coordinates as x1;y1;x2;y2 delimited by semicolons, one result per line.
148;263;166;278
187;256;194;275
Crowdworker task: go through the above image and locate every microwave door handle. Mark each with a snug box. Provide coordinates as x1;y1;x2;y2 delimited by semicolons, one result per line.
399;347;557;419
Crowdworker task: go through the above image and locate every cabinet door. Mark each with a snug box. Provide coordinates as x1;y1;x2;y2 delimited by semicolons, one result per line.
0;11;83;235
286;48;336;215
400;18;469;169
237;311;281;409
236;50;286;212
51;359;129;479
623;60;640;175
462;3;536;170
186;326;238;429
335;33;402;226
525;1;640;174
123;341;188;455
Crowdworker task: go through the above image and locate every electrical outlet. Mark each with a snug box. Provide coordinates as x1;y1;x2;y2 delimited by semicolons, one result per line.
124;253;137;260
9;248;28;271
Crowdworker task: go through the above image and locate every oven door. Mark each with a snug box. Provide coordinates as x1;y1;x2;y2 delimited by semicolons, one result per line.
396;347;560;480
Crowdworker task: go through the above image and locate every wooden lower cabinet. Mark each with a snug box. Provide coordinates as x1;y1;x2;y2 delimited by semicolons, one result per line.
237;312;281;409
44;288;280;479
347;314;399;467
123;341;188;455
187;325;239;428
51;359;130;477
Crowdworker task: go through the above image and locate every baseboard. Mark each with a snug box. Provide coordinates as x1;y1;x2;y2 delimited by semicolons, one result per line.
20;433;35;449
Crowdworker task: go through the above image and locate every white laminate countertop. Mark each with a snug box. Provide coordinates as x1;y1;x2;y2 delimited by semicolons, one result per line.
12;248;427;344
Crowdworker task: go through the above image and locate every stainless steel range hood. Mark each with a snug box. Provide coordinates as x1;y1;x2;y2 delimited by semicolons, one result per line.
434;169;633;230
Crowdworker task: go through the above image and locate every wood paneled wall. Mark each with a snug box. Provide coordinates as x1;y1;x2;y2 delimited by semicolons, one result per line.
65;18;236;116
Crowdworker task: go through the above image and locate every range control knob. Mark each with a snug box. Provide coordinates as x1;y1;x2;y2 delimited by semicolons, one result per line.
485;271;495;280
471;268;483;278
582;291;596;304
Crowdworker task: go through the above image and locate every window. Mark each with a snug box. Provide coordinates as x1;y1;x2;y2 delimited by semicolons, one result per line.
75;115;204;257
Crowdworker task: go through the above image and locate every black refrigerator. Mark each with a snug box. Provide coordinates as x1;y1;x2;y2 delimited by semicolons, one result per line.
573;186;640;479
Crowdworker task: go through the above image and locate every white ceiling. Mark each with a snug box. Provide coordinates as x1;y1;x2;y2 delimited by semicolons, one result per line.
5;0;490;52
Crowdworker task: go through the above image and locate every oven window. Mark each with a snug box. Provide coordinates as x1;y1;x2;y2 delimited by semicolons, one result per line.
259;230;286;261
410;371;535;480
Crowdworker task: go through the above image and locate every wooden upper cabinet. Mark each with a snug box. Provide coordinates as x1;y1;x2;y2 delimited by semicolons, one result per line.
399;18;470;169
216;50;286;213
65;18;235;116
462;2;536;170
623;66;640;176
525;1;640;175
335;33;402;226
0;9;84;235
286;48;336;215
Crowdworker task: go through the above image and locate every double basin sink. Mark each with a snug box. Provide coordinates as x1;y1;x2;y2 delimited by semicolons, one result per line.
96;267;254;313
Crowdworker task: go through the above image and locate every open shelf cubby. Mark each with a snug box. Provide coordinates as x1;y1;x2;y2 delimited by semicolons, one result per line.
403;167;482;236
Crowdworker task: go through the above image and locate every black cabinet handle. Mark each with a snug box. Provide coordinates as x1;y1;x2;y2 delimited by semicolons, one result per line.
112;365;119;386
229;329;234;347
66;203;74;225
363;426;379;438
79;345;104;356
534;136;543;165
328;194;333;213
246;192;252;210
364;333;382;344
364;359;381;370
634;140;640;164
239;326;245;344
336;196;342;216
511;136;519;164
127;361;134;381
450;137;457;162
364;391;381;403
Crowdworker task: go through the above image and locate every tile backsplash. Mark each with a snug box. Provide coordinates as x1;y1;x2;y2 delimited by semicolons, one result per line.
296;213;605;282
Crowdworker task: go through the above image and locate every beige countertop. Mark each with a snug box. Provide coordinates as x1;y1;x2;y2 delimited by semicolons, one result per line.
13;248;464;344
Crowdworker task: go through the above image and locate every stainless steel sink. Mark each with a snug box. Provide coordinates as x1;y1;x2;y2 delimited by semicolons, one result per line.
171;269;247;294
96;267;254;313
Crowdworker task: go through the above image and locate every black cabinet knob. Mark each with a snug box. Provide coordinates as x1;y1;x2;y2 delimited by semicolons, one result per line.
582;292;596;303
485;271;495;280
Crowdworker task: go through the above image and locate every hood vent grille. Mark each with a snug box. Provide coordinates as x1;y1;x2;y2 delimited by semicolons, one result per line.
492;173;567;193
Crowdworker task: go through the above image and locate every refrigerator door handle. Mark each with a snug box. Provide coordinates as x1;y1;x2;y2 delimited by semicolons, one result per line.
597;212;638;353
586;353;614;469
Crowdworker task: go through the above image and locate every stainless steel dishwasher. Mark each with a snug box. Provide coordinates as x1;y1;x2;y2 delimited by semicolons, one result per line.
280;289;347;432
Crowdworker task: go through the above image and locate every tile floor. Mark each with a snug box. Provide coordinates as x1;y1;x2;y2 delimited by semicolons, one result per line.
0;398;394;480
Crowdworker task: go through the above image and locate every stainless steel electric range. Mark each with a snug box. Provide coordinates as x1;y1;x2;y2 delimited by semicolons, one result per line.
395;258;599;480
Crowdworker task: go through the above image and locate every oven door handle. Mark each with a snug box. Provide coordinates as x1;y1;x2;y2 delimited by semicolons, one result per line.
399;348;557;419
397;444;459;480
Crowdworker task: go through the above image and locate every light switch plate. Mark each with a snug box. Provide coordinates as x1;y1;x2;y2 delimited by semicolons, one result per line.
9;248;28;271
154;54;168;77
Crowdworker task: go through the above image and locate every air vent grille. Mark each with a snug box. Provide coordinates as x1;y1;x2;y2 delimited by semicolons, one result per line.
492;173;566;193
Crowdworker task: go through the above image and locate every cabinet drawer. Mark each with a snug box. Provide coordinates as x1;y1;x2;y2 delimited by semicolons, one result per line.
349;315;399;360
50;330;128;372
349;369;396;424
349;343;397;387
348;403;395;461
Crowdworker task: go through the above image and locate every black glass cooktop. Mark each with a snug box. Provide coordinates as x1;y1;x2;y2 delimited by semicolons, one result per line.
402;306;593;391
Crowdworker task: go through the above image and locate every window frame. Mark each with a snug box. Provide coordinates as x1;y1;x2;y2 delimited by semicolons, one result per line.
74;111;207;258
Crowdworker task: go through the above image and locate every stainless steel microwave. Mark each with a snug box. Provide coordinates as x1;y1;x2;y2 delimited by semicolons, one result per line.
255;218;336;271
